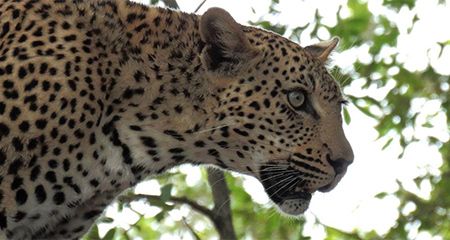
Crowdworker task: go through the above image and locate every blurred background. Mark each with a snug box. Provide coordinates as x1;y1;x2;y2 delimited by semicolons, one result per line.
83;0;450;239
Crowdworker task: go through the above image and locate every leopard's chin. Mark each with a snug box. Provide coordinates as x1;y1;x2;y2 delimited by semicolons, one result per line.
269;191;312;215
274;197;311;215
259;164;313;215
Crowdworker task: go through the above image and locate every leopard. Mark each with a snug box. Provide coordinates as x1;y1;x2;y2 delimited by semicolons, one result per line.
0;0;354;238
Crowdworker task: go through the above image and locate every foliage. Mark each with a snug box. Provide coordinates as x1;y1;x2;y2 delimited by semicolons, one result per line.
84;0;449;239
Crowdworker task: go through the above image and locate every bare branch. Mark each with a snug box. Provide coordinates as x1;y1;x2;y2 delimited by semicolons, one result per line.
182;217;201;240
194;0;207;13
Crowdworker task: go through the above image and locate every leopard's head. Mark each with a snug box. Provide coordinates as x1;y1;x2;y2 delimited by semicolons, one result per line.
199;8;353;215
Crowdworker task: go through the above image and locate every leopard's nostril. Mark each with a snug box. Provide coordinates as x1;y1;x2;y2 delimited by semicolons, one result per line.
326;154;350;175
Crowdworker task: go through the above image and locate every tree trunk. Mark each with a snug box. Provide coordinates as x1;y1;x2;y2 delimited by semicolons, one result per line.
207;169;237;240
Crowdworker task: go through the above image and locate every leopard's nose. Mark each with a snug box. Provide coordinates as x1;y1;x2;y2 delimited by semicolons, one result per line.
326;154;352;175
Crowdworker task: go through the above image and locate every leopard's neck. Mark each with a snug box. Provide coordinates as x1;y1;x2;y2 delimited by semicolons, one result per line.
78;1;210;98
73;0;219;126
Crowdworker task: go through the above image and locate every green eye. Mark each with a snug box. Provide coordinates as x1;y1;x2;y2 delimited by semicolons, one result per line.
288;91;305;109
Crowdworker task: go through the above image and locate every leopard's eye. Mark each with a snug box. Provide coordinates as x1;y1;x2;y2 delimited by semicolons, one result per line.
288;91;305;109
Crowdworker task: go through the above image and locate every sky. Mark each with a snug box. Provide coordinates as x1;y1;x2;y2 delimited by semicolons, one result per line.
113;0;449;239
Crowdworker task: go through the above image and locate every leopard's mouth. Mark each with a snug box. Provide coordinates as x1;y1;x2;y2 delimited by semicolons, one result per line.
260;163;312;215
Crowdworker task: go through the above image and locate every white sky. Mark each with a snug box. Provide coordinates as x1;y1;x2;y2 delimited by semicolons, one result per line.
113;0;450;239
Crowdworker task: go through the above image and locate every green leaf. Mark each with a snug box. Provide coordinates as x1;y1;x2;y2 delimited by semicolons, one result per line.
117;201;123;212
343;107;351;125
82;225;101;240
375;192;388;199
155;211;165;222
382;138;393;150
160;184;173;202
413;178;422;188
147;198;174;212
102;228;116;240
383;0;415;10
248;21;287;35
354;104;377;119
151;0;159;5
101;217;115;224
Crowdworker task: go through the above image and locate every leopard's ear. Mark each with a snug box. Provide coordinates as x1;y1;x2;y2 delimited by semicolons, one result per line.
200;7;259;76
305;37;339;64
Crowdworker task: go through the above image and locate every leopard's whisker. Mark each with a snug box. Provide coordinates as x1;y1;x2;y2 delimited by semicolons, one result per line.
194;123;236;134
266;177;298;199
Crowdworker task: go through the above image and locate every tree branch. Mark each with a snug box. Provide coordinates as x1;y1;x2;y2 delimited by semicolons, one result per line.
120;169;237;240
194;0;207;13
119;194;214;220
182;217;201;240
207;168;237;240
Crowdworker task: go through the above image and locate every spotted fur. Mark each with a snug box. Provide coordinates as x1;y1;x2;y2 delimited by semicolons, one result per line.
0;0;353;239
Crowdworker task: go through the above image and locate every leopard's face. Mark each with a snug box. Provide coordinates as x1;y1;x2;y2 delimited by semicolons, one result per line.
201;9;353;215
